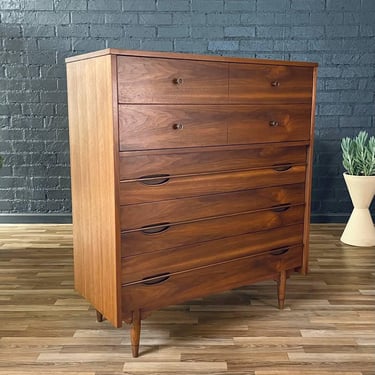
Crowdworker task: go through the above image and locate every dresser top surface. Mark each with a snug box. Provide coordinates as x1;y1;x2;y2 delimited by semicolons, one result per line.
65;48;318;67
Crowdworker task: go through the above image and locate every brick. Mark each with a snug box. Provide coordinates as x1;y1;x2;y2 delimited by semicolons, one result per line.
325;79;358;90
308;39;344;52
274;12;309;25
224;0;256;11
7;91;40;103
71;12;105;24
256;0;289;11
240;39;274;52
191;26;224;38
108;38;141;50
57;25;90;37
362;0;375;10
319;104;352;116
339;116;372;128
140;39;173;51
0;24;21;37
22;103;55;116
240;12;274;24
4;38;38;51
105;13;138;24
310;12;343;25
173;13;206;25
139;13;172;25
88;0;121;11
326;25;359;38
256;26;291;38
23;0;53;10
157;25;189;38
38;38;71;51
89;25;123;38
174;40;207;53
327;0;361;10
6;65;39;78
207;13;240;25
291;26;324;39
55;0;87;10
192;0;224;12
22;25;55;37
34;11;70;25
71;38;106;52
360;25;375;37
125;25;156;38
291;0;325;10
208;40;239;51
40;92;67;103
224;26;255;37
0;0;22;10
274;40;308;52
123;0;156;11
157;0;190;11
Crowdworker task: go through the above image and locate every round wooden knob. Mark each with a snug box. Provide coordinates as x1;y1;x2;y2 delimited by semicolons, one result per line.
172;123;184;130
173;77;184;85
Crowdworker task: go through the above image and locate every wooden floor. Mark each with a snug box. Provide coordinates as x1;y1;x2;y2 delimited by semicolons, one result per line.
0;224;374;375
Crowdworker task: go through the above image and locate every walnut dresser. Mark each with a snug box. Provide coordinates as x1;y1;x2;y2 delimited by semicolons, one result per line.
66;49;317;357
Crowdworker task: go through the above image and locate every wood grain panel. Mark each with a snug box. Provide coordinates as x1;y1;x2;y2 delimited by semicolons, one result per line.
118;105;228;151
120;166;306;204
119;144;307;180
117;56;228;104
121;205;305;257
121;245;302;318
122;224;304;284
120;183;306;230
66;55;121;327
229;63;313;103
228;104;311;144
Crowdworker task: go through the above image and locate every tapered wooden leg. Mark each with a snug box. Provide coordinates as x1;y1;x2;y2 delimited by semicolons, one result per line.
277;270;287;309
131;310;141;358
96;310;104;322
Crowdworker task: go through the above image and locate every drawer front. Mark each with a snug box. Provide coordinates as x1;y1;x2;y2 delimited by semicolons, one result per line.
119;145;307;180
121;223;303;284
228;105;311;145
120;166;306;205
229;64;313;103
121;245;302;318
120;183;305;230
117;56;228;104
121;204;305;257
119;105;228;151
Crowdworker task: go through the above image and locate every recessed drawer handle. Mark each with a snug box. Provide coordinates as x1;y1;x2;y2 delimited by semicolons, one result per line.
142;273;171;286
271;80;280;87
269;120;280;127
270;247;289;256
141;223;170;235
173;77;184;85
172;123;184;130
271;203;291;212
139;174;170;185
272;164;292;172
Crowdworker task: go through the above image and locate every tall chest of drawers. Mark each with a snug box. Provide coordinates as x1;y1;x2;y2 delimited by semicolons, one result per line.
66;49;317;357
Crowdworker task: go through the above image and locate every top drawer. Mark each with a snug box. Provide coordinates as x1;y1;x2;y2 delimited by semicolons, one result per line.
229;64;313;103
117;56;228;104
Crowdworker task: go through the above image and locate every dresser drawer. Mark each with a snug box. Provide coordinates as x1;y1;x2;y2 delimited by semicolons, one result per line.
117;56;228;104
122;223;303;284
121;204;304;257
119;165;306;205
120;183;305;230
119;145;307;180
122;244;302;318
228;105;311;145
118;105;227;151
229;64;313;103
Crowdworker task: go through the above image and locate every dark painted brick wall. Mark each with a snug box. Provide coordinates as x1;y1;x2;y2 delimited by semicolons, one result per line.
0;0;374;222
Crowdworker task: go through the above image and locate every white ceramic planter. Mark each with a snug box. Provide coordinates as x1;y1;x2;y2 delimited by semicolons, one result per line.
340;173;375;247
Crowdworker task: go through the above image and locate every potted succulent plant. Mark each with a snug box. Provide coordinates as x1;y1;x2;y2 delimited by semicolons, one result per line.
340;130;375;246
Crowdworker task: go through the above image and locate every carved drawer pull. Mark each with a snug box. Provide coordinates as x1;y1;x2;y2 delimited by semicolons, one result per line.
172;123;184;130
270;247;289;256
271;80;280;87
173;77;184;85
141;223;170;235
269;120;280;127
271;203;291;212
139;174;170;185
272;164;292;172
142;273;171;286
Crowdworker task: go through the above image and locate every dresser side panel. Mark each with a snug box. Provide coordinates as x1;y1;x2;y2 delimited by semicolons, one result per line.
67;55;121;327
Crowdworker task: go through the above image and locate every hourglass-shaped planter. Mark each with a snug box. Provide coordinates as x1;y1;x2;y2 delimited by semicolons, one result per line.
340;173;375;247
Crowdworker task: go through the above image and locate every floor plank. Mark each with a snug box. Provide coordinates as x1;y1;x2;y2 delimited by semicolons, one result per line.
0;223;374;374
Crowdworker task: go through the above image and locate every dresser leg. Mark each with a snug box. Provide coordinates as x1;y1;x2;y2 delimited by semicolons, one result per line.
131;310;141;358
277;270;287;309
96;310;104;322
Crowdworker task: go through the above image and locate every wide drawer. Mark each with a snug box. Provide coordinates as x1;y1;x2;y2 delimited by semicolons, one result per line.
119;183;305;230
119;165;306;205
119;145;307;180
121;245;302;319
118;105;228;151
121;204;304;257
229;64;313;103
117;56;228;104
228;105;311;144
121;223;303;284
